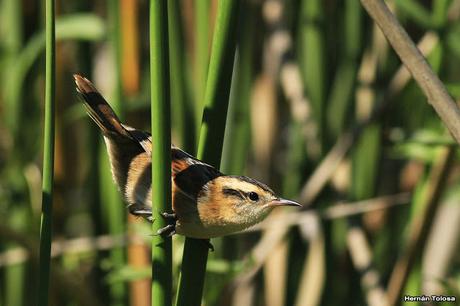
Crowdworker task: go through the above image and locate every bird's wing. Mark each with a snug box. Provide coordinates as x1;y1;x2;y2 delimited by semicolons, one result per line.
172;147;222;201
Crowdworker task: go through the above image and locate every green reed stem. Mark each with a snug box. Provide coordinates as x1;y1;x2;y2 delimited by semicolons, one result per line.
176;1;240;305
220;3;255;261
3;1;26;304
196;1;240;164
150;1;172;306
38;0;55;305
108;0;123;112
326;0;362;141
298;0;325;153
221;2;254;176
102;2;126;305
169;0;196;153
2;0;23;139
194;0;209;130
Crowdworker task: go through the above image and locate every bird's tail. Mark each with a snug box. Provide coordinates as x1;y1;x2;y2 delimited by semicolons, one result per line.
74;74;130;137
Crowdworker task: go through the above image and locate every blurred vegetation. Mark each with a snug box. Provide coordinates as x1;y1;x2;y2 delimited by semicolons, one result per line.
1;0;460;306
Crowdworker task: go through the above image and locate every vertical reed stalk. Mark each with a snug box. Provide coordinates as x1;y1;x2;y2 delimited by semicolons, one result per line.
298;0;325;152
326;0;362;141
103;1;126;305
176;1;240;305
38;0;55;305
194;0;210;129
169;0;196;152
121;0;140;94
109;0;123;109
221;1;253;175
220;2;254;261
150;1;172;306
3;2;26;304
3;0;23;138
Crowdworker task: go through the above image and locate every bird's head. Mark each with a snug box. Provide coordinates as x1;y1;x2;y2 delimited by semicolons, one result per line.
198;175;301;230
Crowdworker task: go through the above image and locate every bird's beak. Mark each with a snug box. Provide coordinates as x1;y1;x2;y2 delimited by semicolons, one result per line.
267;198;302;208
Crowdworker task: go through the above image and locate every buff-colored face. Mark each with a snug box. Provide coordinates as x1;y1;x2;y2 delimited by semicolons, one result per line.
196;176;301;232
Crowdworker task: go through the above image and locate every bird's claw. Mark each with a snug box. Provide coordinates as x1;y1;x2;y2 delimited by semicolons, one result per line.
128;204;154;222
160;212;176;220
157;224;176;237
128;205;177;236
157;211;177;237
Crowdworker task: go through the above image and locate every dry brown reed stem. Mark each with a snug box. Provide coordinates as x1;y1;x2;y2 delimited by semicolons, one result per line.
120;1;148;302
264;236;289;306
321;193;410;220
447;0;460;20
422;199;460;295
0;232;137;267
294;214;325;306
237;214;291;282
360;0;460;144
387;147;455;306
121;0;140;94
300;133;354;205
127;216;150;306
347;226;389;306
231;280;255;306
251;75;277;177
387;32;438;98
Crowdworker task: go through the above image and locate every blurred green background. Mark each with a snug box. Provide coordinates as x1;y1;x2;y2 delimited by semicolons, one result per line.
1;0;460;305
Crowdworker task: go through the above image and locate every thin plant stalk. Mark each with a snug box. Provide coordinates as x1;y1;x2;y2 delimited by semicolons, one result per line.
121;0;140;94
6;207;28;306
219;0;255;264
2;0;23;138
326;0;362;141
298;0;325;152
108;0;123;109
194;0;210;131
221;0;254;176
169;0;196;152
119;1;150;304
195;0;240;163
150;1;172;306
3;1;26;304
101;1;126;305
38;0;55;305
176;1;240;306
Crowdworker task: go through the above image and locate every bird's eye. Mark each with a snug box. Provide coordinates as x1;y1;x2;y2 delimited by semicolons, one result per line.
248;192;259;201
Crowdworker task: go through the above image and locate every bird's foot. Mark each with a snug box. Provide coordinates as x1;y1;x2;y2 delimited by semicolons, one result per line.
160;212;176;220
157;224;176;237
128;205;177;236
128;204;154;222
157;211;177;237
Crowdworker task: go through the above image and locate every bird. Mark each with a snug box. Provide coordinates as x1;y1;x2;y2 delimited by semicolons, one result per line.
74;74;301;239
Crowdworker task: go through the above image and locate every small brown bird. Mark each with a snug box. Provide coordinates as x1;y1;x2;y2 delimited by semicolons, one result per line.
74;74;301;239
